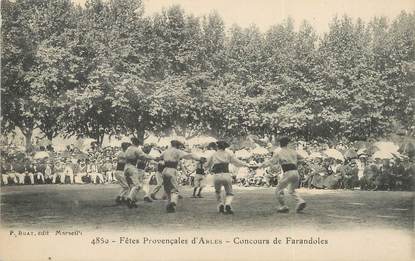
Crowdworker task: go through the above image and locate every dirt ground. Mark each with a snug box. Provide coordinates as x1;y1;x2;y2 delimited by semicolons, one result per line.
0;184;413;232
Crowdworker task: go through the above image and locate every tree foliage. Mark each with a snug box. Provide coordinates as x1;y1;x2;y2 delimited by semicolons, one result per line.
1;0;414;150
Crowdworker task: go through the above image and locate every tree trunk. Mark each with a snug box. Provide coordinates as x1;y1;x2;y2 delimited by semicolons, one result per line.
47;132;53;142
136;127;145;144
97;133;104;147
23;128;33;153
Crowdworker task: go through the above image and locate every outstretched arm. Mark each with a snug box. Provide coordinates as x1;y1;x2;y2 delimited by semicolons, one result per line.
259;154;278;168
180;151;201;161
230;155;250;168
135;148;158;161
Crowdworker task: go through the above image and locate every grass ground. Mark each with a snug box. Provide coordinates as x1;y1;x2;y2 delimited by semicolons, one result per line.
1;184;413;233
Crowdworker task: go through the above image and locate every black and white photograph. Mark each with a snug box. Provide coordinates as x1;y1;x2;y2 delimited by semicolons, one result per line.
0;0;414;260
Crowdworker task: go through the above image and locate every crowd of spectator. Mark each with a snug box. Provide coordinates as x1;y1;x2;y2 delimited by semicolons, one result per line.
1;139;414;192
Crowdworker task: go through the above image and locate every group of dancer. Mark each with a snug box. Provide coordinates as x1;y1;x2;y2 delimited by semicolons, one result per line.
115;136;306;214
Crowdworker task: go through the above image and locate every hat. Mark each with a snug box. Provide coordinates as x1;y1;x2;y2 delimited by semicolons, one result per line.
207;142;218;150
216;140;230;150
171;140;184;149
279;136;290;147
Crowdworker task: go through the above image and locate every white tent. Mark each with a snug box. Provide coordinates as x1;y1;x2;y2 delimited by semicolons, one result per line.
187;136;217;146
204;149;216;158
145;134;160;145
373;151;394;159
235;149;252;159
296;149;309;159
273;147;281;154
148;148;161;158
251;146;269;155
374;141;399;153
323;149;345;161
33;151;49;159
308;152;324;159
157;137;172;147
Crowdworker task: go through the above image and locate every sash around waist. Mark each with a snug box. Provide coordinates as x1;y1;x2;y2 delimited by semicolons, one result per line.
136;160;146;170
164;161;178;169
116;162;125;171
212;163;229;174
281;163;298;172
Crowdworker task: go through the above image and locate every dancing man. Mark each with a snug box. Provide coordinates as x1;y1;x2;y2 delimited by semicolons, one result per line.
114;142;131;204
160;140;202;213
192;160;206;198
206;141;250;214
259;136;307;213
124;138;157;209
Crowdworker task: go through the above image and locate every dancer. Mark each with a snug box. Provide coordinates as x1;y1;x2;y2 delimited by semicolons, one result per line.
160;140;202;213
146;160;165;200
114;142;131;204
206;141;250;214
191;160;206;198
124;138;157;209
259;136;306;213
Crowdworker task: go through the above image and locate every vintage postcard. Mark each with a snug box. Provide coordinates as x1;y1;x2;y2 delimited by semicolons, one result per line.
1;0;414;260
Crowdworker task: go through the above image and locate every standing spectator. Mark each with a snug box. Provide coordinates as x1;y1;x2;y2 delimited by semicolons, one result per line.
72;159;84;184
44;162;53;184
343;160;359;189
356;155;367;185
310;157;326;189
1;160;16;185
392;157;406;191
1;160;10;185
402;157;414;191
103;158;114;183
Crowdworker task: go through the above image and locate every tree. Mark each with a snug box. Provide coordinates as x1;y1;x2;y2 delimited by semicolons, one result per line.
1;0;77;150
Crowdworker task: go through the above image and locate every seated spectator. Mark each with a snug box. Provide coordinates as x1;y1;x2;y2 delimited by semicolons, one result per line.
102;158;114;183
237;166;249;186
13;162;26;185
25;167;35;185
402;157;414;191
310;157;326;189
88;160;104;184
27;162;43;184
1;160;16;185
374;159;392;191
52;160;65;184
343;160;359;189
62;160;74;184
325;159;343;189
360;158;377;190
392;157;406;191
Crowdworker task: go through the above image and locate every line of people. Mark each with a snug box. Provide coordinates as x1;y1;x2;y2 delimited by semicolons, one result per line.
113;136;305;214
